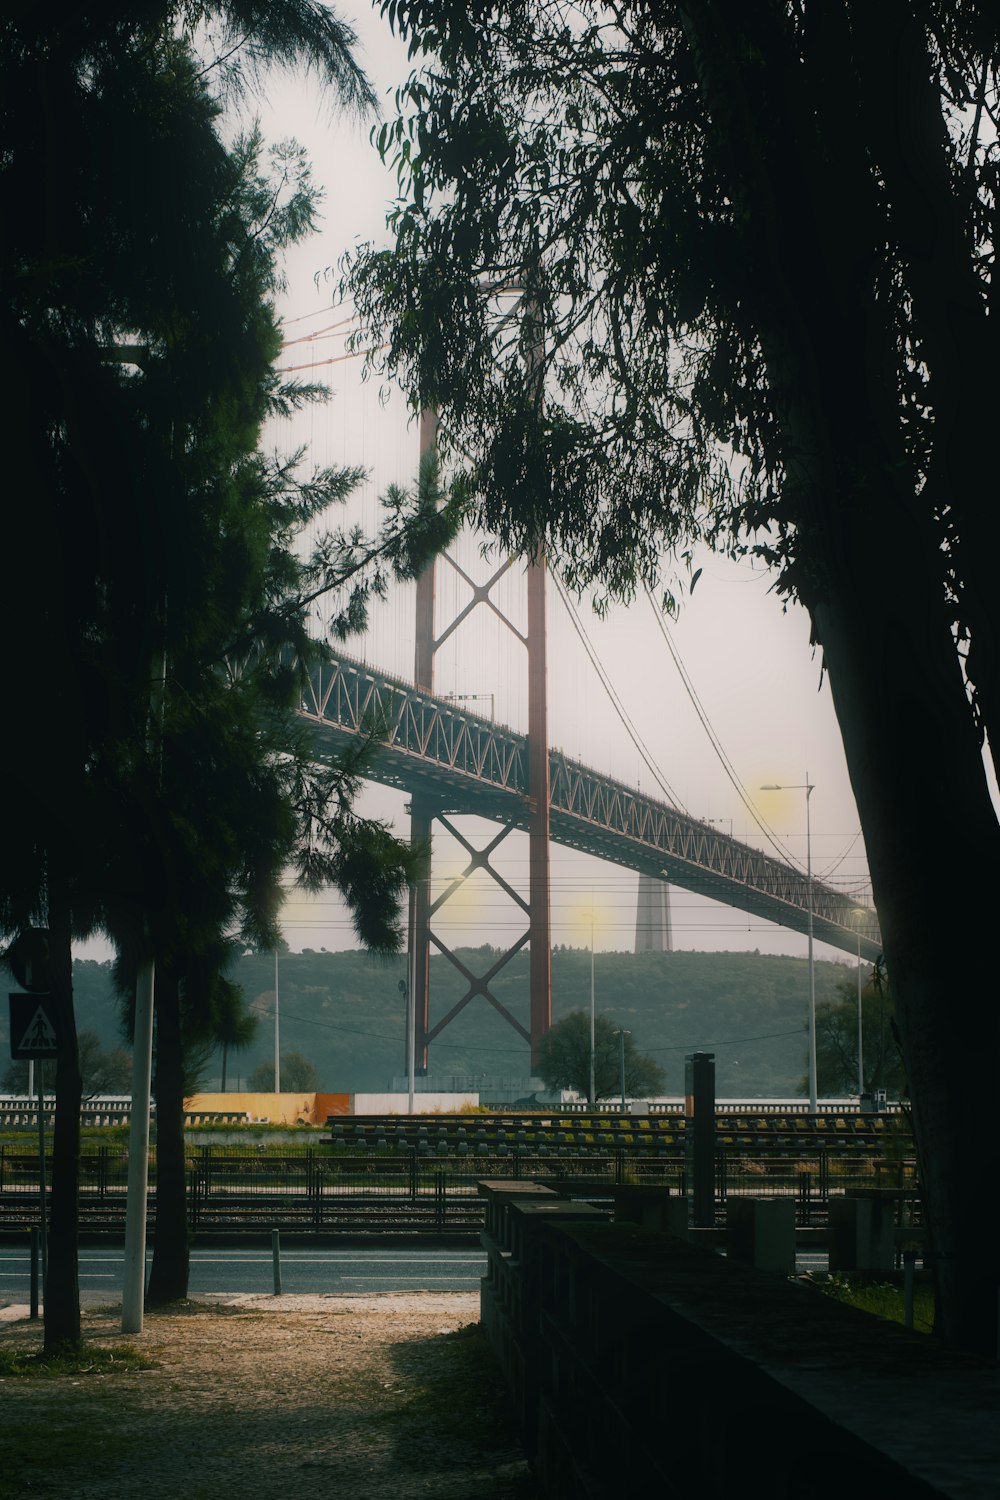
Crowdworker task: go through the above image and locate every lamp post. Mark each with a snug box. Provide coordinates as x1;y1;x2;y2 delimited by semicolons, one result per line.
406;877;418;1115
850;906;869;1098
760;778;817;1111
614;1028;630;1111
856;927;864;1098
589;909;596;1106
273;950;280;1093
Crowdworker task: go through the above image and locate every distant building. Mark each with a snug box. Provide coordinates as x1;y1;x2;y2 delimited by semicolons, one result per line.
634;873;673;953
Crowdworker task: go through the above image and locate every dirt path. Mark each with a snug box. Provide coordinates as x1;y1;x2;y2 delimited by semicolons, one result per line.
0;1294;539;1500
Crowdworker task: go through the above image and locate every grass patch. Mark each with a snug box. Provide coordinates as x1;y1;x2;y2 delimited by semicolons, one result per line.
807;1273;935;1334
0;1342;153;1378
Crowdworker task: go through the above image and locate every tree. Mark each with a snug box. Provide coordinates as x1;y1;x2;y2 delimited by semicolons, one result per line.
215;990;260;1094
536;1011;664;1102
2;1033;132;1098
0;1;454;1348
346;0;1000;1355
815;965;905;1101
247;1052;320;1092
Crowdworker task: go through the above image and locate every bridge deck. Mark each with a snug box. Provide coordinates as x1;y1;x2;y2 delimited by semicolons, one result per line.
298;651;881;960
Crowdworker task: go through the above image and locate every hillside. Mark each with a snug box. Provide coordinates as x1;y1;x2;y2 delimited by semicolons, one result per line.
2;947;858;1099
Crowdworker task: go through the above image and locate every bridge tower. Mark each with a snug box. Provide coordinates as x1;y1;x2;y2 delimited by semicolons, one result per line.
634;874;673;953
408;410;551;1076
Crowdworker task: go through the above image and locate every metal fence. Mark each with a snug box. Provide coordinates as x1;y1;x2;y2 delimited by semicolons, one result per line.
0;1142;920;1235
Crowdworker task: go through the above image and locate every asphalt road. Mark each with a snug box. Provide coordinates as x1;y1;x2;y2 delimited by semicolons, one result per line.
0;1243;488;1305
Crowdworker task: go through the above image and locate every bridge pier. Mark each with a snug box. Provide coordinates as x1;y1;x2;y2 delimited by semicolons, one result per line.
408;411;552;1073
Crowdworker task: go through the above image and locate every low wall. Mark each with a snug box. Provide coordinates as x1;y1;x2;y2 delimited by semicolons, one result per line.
350;1092;480;1115
479;1184;1000;1498
182;1092;349;1126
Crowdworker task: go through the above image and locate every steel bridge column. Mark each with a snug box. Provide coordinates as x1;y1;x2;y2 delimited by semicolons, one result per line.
410;796;434;1076
527;553;552;1065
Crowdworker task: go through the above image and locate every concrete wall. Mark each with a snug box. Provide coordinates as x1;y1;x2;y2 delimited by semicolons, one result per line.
350;1092;480;1115
182;1090;477;1122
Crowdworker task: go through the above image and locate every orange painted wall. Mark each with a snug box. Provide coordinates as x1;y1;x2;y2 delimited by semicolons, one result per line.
184;1091;345;1125
315;1092;351;1120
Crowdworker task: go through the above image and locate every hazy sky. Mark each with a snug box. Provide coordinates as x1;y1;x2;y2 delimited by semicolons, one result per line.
233;8;874;968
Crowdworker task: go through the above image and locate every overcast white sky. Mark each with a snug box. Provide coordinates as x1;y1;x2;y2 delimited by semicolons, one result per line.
49;5;879;975
223;7;874;967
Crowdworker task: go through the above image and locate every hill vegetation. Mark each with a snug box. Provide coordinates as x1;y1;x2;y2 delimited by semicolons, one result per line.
1;948;863;1100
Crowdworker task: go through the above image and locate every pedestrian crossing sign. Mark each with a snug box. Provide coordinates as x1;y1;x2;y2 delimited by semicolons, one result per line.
8;992;60;1059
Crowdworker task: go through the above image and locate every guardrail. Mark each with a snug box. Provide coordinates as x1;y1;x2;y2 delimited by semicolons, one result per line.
0;1142;919;1235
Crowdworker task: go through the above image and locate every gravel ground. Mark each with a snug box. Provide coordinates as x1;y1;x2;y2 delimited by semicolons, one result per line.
0;1294;540;1500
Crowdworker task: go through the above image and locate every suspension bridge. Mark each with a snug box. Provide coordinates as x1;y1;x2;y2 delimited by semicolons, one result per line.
288;417;881;1073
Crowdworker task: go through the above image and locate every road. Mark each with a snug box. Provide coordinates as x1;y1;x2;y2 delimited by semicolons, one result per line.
0;1243;488;1305
0;1241;840;1309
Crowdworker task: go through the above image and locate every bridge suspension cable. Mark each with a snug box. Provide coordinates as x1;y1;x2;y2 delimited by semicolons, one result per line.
550;571;689;813
641;584;868;891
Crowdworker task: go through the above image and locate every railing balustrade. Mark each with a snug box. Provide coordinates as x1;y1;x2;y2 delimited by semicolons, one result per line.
0;1140;919;1235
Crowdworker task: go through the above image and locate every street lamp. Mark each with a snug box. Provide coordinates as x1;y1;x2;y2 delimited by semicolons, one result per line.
614;1028;631;1111
272;950;281;1093
850;906;869;1099
760;777;817;1111
589;910;596;1105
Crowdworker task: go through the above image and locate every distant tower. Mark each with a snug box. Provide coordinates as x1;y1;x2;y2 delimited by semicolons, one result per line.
635;873;673;953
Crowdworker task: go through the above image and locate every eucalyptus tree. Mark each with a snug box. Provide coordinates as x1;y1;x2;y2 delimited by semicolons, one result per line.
345;0;1000;1353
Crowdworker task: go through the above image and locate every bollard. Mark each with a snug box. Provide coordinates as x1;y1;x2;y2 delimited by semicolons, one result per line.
271;1230;282;1296
29;1227;39;1320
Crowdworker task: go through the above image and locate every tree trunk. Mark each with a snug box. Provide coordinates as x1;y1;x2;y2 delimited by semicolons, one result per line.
145;969;190;1306
814;576;1000;1356
681;0;1000;1354
44;863;82;1353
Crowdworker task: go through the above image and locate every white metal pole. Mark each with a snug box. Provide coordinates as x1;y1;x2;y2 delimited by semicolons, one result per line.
274;950;280;1093
122;646;166;1337
407;883;416;1115
806;778;817;1113
589;914;596;1105
617;1028;629;1110
122;957;154;1334
35;1061;46;1290
857;929;864;1098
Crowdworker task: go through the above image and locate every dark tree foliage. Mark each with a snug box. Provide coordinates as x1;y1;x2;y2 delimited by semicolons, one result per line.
345;0;1000;1354
814;966;905;1101
1;1033;132;1098
0;3;460;1341
536;1011;665;1102
247;1052;320;1092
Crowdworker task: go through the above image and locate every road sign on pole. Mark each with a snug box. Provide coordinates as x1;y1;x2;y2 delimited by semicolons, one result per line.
9;992;59;1059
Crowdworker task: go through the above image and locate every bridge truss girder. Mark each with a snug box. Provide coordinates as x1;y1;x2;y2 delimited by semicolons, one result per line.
300;651;881;1080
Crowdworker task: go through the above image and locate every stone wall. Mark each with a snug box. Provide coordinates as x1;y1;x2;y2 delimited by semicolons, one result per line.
478;1182;1000;1499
